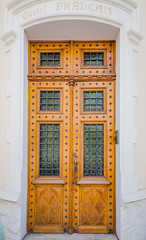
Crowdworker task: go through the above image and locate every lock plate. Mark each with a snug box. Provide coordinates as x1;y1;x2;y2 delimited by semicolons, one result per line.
114;130;119;144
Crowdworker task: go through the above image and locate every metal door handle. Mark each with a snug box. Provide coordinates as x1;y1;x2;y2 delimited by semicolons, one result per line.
74;160;78;165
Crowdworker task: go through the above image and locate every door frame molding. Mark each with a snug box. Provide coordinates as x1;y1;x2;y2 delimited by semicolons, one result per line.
0;1;143;239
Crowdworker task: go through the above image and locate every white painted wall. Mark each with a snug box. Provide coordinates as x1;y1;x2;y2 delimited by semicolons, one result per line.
0;46;11;190
133;0;146;190
0;0;11;191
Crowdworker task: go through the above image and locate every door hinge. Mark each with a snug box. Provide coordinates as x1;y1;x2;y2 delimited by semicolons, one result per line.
114;130;119;144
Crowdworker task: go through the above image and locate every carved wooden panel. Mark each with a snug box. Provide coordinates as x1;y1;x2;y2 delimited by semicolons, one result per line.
80;187;108;226
34;185;63;232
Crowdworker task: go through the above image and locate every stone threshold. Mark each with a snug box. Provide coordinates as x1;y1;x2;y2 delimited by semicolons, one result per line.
23;233;118;240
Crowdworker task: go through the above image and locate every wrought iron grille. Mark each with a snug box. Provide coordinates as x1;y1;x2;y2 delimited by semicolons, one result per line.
83;91;104;111
40;52;60;66
40;124;60;176
84;52;104;66
84;124;104;176
40;91;60;111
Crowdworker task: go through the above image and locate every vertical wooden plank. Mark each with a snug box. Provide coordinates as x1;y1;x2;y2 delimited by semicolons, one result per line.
67;40;74;233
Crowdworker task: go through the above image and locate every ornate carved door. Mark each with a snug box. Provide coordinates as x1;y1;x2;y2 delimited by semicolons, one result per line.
28;41;116;233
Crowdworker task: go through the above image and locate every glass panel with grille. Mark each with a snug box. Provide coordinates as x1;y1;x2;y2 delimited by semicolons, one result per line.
84;124;104;176
40;52;60;66
40;91;60;111
84;52;104;66
84;91;104;111
40;124;60;176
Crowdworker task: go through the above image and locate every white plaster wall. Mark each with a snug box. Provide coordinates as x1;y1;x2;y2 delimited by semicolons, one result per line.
0;3;11;190
0;4;21;240
0;46;11;190
133;0;146;190
120;2;146;240
0;2;24;240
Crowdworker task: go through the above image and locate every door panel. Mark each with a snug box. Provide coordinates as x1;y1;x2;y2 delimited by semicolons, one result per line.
29;42;71;75
72;81;115;233
78;186;109;233
28;41;116;233
72;41;115;75
28;81;71;232
34;185;64;232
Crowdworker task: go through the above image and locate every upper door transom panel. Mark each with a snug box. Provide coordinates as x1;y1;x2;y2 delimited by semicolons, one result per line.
29;41;115;76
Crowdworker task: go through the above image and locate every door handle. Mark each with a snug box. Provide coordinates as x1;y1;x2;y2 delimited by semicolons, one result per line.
73;155;78;184
74;160;78;165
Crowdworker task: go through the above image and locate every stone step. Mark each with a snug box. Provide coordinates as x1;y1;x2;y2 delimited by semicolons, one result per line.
23;233;118;240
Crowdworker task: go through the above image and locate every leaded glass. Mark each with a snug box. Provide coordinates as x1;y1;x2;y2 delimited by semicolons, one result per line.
40;53;60;66
84;124;104;176
84;91;104;111
84;52;104;66
40;91;60;111
40;124;60;176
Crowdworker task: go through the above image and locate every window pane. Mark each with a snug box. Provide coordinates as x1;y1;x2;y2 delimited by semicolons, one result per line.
40;124;60;176
84;52;104;66
40;53;60;66
40;91;60;111
84;124;104;177
83;91;104;111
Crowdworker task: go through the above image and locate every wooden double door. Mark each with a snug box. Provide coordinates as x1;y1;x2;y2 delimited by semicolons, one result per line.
28;41;116;233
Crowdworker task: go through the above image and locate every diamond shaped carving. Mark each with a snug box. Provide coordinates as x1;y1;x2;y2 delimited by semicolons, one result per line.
80;187;107;226
35;186;62;225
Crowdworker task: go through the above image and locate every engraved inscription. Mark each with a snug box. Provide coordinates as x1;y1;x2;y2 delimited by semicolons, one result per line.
23;5;46;20
57;1;112;15
21;1;112;23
